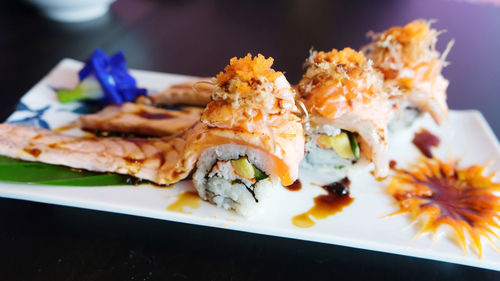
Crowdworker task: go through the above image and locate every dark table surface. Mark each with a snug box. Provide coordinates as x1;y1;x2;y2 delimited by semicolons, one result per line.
1;0;500;280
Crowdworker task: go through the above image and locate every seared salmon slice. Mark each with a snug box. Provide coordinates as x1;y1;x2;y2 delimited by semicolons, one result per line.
80;102;203;137
0;123;195;184
137;77;213;107
362;19;450;125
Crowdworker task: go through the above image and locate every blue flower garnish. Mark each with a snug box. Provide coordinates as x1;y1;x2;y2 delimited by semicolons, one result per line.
57;48;147;105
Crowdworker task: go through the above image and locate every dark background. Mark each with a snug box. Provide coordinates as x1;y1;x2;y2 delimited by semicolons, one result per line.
0;0;499;280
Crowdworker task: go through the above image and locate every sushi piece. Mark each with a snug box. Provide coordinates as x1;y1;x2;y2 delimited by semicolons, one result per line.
296;48;390;179
362;19;451;130
185;54;305;216
80;102;203;137
136;77;213;107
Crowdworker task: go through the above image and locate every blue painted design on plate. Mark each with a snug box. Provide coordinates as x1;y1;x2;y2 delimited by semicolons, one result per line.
8;102;51;129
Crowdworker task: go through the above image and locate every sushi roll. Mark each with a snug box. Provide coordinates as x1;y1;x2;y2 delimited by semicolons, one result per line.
297;48;390;179
182;54;305;216
193;146;277;216
362;19;451;131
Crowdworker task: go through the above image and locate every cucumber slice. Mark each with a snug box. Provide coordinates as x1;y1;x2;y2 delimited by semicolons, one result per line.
253;166;269;181
348;132;360;160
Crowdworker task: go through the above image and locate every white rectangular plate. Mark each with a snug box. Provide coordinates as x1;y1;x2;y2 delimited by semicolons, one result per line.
2;59;500;270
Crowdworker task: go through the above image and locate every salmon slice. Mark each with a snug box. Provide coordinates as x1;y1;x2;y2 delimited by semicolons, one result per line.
184;118;304;186
80;102;203;137
137;77;213;107
0;123;193;184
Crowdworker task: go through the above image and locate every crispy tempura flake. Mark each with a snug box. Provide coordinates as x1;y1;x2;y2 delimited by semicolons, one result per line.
302;47;371;86
365;19;442;84
373;19;440;63
383;20;432;44
386;157;500;257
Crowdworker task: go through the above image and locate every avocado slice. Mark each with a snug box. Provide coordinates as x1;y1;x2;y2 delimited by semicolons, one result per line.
231;156;269;181
231;157;255;179
317;133;355;159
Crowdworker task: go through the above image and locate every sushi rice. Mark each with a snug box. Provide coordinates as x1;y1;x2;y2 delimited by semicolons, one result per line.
193;144;276;217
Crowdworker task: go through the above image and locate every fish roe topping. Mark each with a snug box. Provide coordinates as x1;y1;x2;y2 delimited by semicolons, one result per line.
312;47;365;66
210;53;295;112
216;53;282;88
212;54;290;110
297;47;385;119
203;54;300;133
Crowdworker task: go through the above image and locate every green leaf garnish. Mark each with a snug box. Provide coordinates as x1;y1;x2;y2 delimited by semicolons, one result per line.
0;156;130;186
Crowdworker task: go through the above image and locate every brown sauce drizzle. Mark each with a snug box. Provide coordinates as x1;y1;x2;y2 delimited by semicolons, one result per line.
125;176;170;188
155;151;166;167
93;131;154;139
412;129;440;158
125;177;146;186
285;179;302;191
292;177;354;228
137;110;175;120
52;123;79;133
166;191;201;213
23;148;41;157
124;138;151;145
387;157;500;256
123;157;144;176
123;157;145;165
48;143;61;149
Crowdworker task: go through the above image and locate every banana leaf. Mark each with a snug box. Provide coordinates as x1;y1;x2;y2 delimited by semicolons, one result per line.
0;156;130;186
